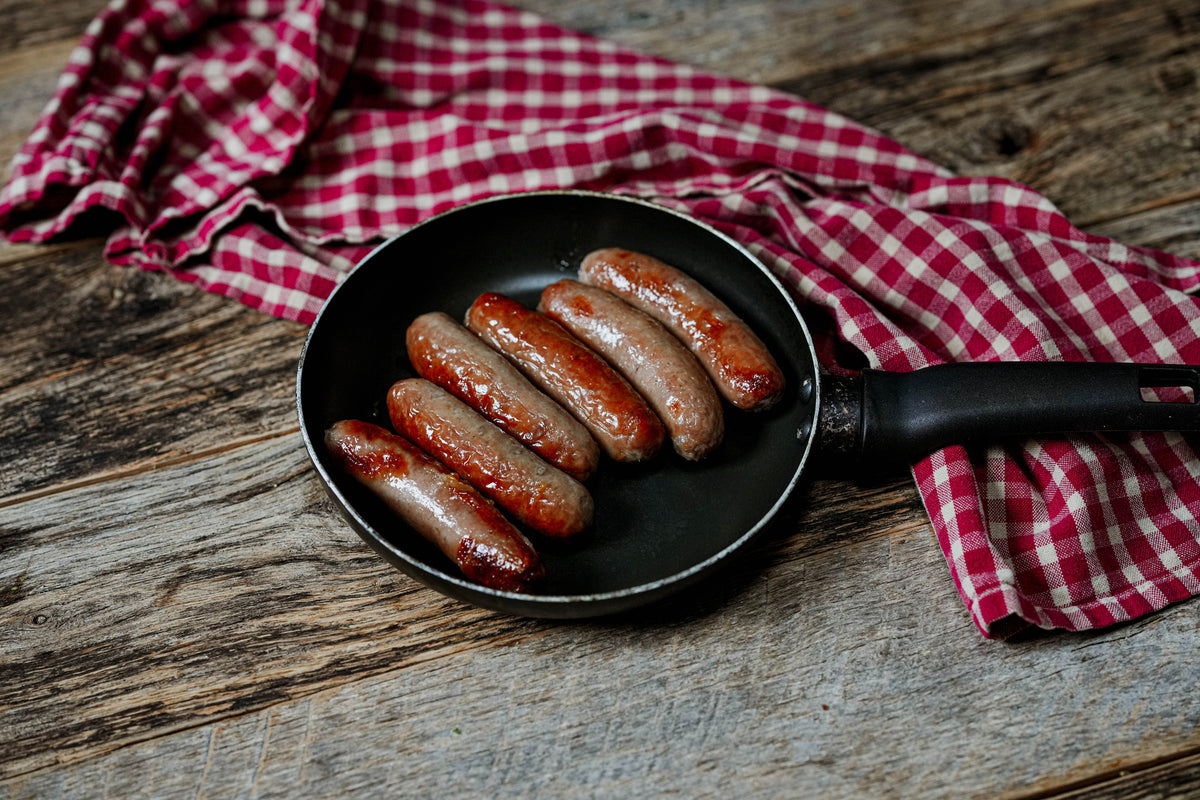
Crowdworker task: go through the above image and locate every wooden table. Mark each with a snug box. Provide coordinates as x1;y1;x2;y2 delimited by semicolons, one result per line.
2;1;1198;797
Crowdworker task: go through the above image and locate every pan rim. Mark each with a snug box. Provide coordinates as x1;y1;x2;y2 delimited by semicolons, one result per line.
296;189;821;614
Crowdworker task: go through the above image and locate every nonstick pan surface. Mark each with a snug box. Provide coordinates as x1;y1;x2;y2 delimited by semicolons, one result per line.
297;190;820;617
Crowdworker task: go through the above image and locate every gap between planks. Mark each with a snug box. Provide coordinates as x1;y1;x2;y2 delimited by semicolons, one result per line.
0;493;929;784
0;609;558;783
0;426;303;509
1073;187;1200;233
0;238;104;269
1007;743;1200;800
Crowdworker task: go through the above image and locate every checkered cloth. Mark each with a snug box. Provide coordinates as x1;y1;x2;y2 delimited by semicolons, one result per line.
4;0;1200;637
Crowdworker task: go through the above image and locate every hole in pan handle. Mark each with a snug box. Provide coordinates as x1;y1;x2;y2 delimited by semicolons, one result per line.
816;361;1200;464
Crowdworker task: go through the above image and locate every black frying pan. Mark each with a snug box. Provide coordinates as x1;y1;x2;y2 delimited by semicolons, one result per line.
296;190;1200;618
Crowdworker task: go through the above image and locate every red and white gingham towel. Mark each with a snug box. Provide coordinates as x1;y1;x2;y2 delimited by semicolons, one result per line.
4;0;1200;637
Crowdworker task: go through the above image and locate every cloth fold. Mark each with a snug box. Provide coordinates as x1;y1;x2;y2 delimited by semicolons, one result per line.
5;0;1200;637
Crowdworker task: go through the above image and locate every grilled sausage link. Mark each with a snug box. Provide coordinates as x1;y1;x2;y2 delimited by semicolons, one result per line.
465;292;665;462
387;378;593;538
324;420;544;592
580;247;786;411
406;311;600;482
539;279;724;461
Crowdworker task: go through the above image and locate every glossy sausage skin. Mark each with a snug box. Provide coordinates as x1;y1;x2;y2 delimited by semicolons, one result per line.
579;248;786;411
406;311;600;482
324;420;544;592
539;279;724;461
387;378;593;538
465;292;665;463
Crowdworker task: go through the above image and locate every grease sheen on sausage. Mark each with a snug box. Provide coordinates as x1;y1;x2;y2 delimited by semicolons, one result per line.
579;247;786;411
324;420;544;592
406;311;600;482
465;292;665;463
387;378;593;538
539;279;724;461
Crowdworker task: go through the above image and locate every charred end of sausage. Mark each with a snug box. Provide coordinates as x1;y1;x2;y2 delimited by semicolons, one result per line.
456;532;547;593
580;246;786;413
324;420;545;594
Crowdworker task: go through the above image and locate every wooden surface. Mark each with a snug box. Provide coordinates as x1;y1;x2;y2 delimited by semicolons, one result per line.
2;1;1199;797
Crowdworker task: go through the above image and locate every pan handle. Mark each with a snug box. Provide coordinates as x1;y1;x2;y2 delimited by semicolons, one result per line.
816;362;1200;463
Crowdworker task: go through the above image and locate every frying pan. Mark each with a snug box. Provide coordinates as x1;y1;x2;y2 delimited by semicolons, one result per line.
296;190;1200;618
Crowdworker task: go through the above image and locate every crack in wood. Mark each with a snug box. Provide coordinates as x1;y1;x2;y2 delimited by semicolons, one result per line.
0;428;302;510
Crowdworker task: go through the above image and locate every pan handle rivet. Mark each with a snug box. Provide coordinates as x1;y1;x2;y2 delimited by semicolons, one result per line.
797;420;812;440
799;376;814;403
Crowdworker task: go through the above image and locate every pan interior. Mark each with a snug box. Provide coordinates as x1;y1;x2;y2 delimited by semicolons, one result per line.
298;192;817;611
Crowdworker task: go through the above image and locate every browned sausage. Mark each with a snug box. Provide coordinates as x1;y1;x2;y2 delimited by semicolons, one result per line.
406;311;600;482
465;292;665;462
579;248;786;411
387;378;593;538
324;420;544;592
539;279;724;461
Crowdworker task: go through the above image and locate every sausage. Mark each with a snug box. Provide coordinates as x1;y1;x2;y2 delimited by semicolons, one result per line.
406;311;600;482
465;292;665;462
579;248;786;411
539;279;724;461
324;420;544;592
387;378;593;538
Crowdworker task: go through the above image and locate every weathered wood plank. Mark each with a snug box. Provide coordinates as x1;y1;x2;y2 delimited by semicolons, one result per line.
514;0;1073;86
1089;198;1200;263
0;38;77;178
0;434;540;779
0;436;1195;798
0;243;308;498
773;0;1200;228
0;428;929;781
516;0;1200;239
1;0;1198;796
0;0;104;52
1041;750;1200;800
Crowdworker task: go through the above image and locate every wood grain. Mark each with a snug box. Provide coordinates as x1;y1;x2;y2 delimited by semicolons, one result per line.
0;243;308;499
520;0;1200;232
2;0;1200;797
1043;749;1200;800
1090;200;1200;263
0;0;104;51
0;429;921;778
771;0;1200;228
0;38;77;175
514;0;1070;86
0;434;537;779
1;437;1196;797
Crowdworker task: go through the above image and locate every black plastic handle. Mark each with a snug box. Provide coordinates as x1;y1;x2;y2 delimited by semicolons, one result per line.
817;362;1200;463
